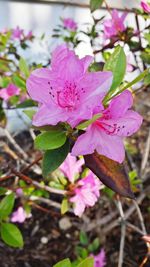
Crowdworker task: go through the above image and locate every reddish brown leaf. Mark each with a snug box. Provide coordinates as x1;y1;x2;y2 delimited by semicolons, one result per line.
84;152;135;199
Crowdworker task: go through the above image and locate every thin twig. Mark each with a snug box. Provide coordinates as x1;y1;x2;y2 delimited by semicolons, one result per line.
140;128;150;174
117;199;126;267
4;128;29;160
12;169;67;196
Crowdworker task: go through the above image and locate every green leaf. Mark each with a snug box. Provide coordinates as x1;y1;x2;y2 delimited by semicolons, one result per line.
12;74;26;91
0;223;23;248
141;51;150;64
76;246;88;259
144;33;150;45
76;113;101;130
0;193;15;219
119;68;149;92
77;257;94;267
35;130;67;150
19;57;30;78
144;73;150;86
104;46;126;101
61;198;69;215
79;231;89;246
90;0;104;12
42;140;70;177
16;99;36;108
23;109;36;120
53;258;71;267
88;238;100;252
0;187;7;196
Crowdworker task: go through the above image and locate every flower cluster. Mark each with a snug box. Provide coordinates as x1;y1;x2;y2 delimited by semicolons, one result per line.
63;18;77;31
60;154;101;217
103;9;127;40
141;0;150;13
70;171;101;217
27;44;142;164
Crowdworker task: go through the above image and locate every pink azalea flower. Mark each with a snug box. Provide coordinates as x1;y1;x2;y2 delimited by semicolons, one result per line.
63;18;77;31
27;44;112;128
12;26;24;40
11;207;27;223
72;90;143;163
93;249;106;267
141;1;150;13
60;153;84;183
0;84;20;101
0;28;8;34
25;30;33;40
104;10;127;40
70;172;101;217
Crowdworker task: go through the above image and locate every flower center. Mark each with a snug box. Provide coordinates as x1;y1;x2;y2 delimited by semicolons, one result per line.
95;120;117;134
48;80;85;111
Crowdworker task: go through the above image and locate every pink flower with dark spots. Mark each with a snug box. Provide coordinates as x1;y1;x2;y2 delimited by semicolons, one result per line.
0;84;20;101
93;249;106;267
63;18;77;31
104;9;127;40
60;153;84;183
27;44;112;128
72;90;143;163
141;1;150;13
12;26;24;40
11;207;27;223
70;172;101;217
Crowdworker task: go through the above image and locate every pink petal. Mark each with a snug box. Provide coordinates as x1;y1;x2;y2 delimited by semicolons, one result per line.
60;154;84;183
80;55;93;73
72;125;98;156
27;68;54;104
95;130;125;163
94;249;106;267
51;44;74;70
56;54;84;81
80;71;113;105
32;104;67;126
105;90;133;119
70;194;86;217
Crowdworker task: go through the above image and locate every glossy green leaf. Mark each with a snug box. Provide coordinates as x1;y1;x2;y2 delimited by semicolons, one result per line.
19;57;30;78
0;223;23;248
42;140;70;177
104;46;126;100
53;258;71;267
90;0;104;12
35;130;67;150
77;257;94;267
0;193;15;219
